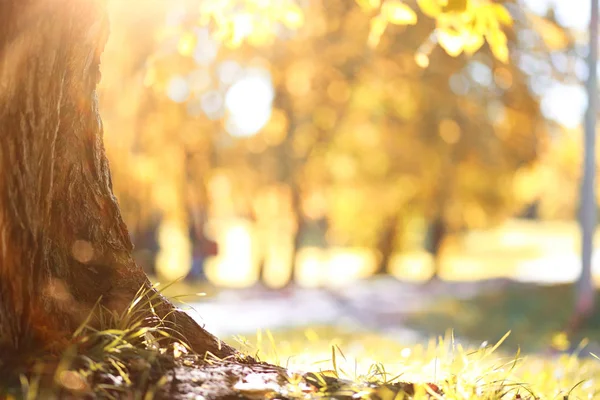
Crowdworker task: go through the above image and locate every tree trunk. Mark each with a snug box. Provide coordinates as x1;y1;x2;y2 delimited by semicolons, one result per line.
425;217;446;281
287;186;305;287
374;214;400;275
0;0;235;358
570;0;599;333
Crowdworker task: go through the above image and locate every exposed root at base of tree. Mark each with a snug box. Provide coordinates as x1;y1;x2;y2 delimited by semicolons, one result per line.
0;286;542;399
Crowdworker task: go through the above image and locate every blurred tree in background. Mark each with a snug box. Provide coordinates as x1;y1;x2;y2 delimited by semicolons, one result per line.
97;0;580;287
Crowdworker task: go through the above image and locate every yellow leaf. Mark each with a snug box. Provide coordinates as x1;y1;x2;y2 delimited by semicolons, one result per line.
368;14;388;47
438;28;464;57
492;4;513;26
462;31;485;55
473;6;491;35
382;0;418;25
417;0;443;18
375;386;398;400
442;0;467;13
486;28;509;63
491;41;509;63
356;0;382;11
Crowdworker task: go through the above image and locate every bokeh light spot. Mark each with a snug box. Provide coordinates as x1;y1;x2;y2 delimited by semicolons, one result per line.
72;240;94;264
167;76;190;103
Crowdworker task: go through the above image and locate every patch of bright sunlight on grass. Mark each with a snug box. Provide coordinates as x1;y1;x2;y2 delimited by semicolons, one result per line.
231;326;600;398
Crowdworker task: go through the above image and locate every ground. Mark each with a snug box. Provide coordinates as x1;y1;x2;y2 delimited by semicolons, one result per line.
3;277;600;399
174;276;600;352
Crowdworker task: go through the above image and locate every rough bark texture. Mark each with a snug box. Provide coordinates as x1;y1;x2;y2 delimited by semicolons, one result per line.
0;0;234;358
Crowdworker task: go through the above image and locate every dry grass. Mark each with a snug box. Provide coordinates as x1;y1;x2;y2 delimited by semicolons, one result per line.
230;326;600;399
3;284;600;399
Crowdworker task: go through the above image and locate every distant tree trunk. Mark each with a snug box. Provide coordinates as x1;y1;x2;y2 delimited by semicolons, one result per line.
287;186;305;287
519;201;540;220
425;217;446;281
374;214;400;275
257;256;268;286
247;207;268;286
571;0;598;333
0;0;235;358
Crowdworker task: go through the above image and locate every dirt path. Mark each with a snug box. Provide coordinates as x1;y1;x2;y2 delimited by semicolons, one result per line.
186;277;513;340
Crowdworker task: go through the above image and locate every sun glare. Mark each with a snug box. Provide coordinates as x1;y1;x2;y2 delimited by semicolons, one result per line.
225;67;274;137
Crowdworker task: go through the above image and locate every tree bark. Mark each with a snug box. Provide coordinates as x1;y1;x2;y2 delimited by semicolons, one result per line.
0;0;235;358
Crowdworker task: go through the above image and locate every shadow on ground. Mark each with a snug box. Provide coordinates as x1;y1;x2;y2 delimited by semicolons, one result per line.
404;282;600;352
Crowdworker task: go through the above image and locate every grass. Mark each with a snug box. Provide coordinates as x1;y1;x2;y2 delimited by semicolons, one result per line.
230;326;600;399
4;282;600;399
1;282;198;400
404;282;600;352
